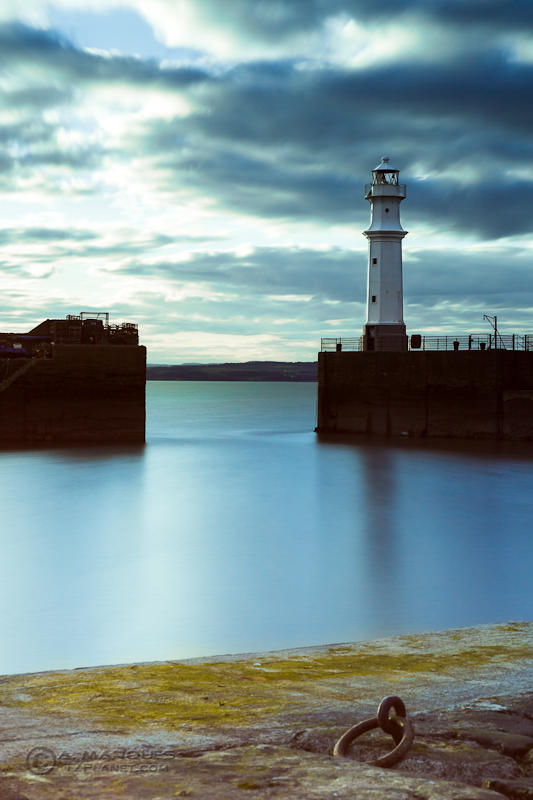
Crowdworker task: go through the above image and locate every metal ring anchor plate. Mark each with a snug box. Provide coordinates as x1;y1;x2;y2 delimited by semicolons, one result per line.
333;695;414;768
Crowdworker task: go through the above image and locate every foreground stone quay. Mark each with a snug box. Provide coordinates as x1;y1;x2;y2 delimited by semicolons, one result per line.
1;623;532;799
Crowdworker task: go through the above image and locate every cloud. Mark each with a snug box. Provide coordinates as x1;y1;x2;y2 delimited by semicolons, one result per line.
109;0;533;60
126;52;533;238
0;227;98;243
117;246;361;300
3;19;532;230
0;5;532;361
4;1;533;69
5;0;532;69
405;247;533;304
0;22;209;86
114;240;533;322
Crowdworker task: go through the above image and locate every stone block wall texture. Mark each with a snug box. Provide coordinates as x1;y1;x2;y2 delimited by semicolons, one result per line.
317;350;533;439
0;344;146;444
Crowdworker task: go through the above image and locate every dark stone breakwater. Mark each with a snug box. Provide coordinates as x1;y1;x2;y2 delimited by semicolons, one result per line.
317;350;533;439
0;344;146;445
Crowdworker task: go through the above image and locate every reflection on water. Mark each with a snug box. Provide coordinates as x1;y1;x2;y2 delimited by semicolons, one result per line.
0;381;532;675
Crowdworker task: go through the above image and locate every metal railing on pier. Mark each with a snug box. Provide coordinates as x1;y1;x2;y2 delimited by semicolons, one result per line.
321;334;533;352
411;333;533;351
321;337;363;352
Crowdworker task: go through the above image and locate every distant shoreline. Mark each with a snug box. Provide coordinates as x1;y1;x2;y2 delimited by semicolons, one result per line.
146;361;317;381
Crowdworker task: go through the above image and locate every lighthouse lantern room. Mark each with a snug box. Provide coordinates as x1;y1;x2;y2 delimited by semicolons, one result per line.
363;157;408;351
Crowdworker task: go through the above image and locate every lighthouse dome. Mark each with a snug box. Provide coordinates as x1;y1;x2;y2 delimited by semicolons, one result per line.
373;156;399;173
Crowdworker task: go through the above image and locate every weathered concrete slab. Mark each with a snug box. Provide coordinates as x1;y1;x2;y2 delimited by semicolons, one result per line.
1;622;532;798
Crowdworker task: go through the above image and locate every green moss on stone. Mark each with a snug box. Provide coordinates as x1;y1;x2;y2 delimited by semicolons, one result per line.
1;625;531;731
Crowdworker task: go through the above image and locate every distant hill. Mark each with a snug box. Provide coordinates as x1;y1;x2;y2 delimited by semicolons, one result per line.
147;361;317;381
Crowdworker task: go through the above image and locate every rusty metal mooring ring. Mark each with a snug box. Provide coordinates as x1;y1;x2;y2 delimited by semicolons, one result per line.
377;695;407;743
333;696;414;768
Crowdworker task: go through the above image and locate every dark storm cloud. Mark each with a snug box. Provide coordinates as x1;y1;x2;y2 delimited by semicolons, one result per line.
0;228;213;262
0;22;211;186
0;118;55;145
354;0;533;29
405;248;533;305
0;22;209;88
133;49;533;237
118;242;533;326
65;233;215;259
123;286;361;343
119;246;362;302
5;86;74;109
0;114;101;178
180;54;533;154
312;56;533;136
3;10;533;244
24;147;103;169
158;145;362;223
0;229;228;286
409;179;533;240
159;0;533;42
0;154;13;174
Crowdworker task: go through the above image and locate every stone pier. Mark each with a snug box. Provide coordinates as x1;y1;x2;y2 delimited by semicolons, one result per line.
317;350;533;439
0;622;532;798
0;344;146;445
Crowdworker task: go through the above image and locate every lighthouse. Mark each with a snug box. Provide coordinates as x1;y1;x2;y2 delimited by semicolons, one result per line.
363;157;408;351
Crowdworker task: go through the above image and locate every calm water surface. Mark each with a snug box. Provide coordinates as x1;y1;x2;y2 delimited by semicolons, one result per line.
1;381;532;675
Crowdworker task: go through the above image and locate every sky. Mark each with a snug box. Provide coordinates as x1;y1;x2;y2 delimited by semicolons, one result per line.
1;1;532;363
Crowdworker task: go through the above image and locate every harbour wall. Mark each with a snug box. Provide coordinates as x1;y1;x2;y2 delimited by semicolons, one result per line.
0;344;146;445
316;350;533;439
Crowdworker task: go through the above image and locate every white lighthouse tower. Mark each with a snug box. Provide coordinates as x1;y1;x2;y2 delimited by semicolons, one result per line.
363;157;408;351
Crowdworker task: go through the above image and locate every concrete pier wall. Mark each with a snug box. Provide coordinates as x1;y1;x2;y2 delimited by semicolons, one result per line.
317;350;533;439
0;344;146;444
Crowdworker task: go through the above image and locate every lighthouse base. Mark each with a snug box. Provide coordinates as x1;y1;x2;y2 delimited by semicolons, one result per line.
363;323;407;352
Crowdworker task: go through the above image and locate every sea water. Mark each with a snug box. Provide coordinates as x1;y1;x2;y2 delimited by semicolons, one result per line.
0;381;532;675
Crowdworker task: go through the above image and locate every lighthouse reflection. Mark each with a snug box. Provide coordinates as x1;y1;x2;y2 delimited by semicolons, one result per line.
316;431;533;639
358;446;405;633
315;437;408;638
